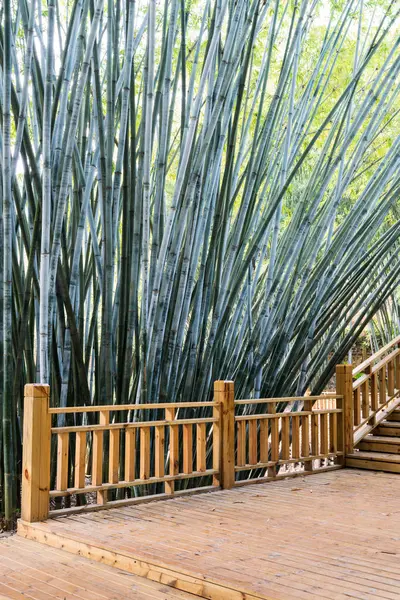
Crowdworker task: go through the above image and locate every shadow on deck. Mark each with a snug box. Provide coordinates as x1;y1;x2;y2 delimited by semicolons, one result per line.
18;468;400;600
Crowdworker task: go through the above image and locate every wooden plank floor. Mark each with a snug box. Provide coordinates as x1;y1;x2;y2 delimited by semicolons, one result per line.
0;535;198;599
18;469;400;600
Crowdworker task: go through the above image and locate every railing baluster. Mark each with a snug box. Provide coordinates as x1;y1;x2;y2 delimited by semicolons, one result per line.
196;423;206;472
370;373;378;414
311;410;319;457
74;431;86;489
354;389;361;426
166;407;178;494
379;367;386;404
320;413;328;455
388;359;395;397
259;418;268;463
155;425;165;477
56;433;69;491
124;429;136;481
329;411;337;454
140;427;150;480
182;424;192;474
237;421;246;466
248;420;258;465
396;353;400;390
281;417;290;461
109;429;120;484
292;416;300;460
361;380;369;419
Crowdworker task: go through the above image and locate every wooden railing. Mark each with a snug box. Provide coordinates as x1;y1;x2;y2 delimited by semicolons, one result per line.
232;391;344;485
22;385;222;522
22;347;400;523
338;337;400;450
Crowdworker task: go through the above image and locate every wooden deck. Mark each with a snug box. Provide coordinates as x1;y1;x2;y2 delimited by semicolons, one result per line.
0;535;197;599
18;468;400;600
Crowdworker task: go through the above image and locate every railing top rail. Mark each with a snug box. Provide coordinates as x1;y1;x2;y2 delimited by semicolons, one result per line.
51;416;218;434
235;408;342;421
353;335;400;376
353;346;400;389
234;394;342;405
48;401;218;414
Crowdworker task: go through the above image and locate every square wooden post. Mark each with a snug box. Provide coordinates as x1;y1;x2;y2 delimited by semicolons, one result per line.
303;399;313;472
214;380;235;489
21;384;51;522
336;364;354;459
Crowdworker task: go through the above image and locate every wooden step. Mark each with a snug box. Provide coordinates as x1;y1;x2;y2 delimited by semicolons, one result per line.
386;410;400;422
373;421;400;437
357;435;400;453
346;450;400;473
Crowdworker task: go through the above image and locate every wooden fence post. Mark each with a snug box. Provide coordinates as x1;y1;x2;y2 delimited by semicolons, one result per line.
336;364;354;459
214;380;235;489
303;399;313;472
21;384;51;522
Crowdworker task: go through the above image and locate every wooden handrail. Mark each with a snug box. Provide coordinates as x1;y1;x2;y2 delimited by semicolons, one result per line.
51;417;218;434
48;401;218;413
234;394;341;405
353;335;400;376
353;347;400;390
235;409;342;420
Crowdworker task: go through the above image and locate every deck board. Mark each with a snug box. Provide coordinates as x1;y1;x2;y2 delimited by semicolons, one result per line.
18;469;400;600
0;535;197;599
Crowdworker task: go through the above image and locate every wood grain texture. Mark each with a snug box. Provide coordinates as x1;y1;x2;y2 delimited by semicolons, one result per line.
56;433;69;491
336;365;353;455
21;384;51;522
0;536;195;599
18;469;400;600
74;431;86;489
214;381;235;489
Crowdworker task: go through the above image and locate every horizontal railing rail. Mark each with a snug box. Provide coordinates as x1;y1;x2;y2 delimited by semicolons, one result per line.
48;401;217;413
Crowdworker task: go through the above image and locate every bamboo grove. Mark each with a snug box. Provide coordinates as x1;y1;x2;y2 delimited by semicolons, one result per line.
0;0;400;521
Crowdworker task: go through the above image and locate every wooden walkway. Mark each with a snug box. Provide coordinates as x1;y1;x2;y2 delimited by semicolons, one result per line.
18;469;400;600
0;535;197;599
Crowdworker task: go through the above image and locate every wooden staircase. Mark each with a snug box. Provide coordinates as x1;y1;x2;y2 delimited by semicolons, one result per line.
347;409;400;473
